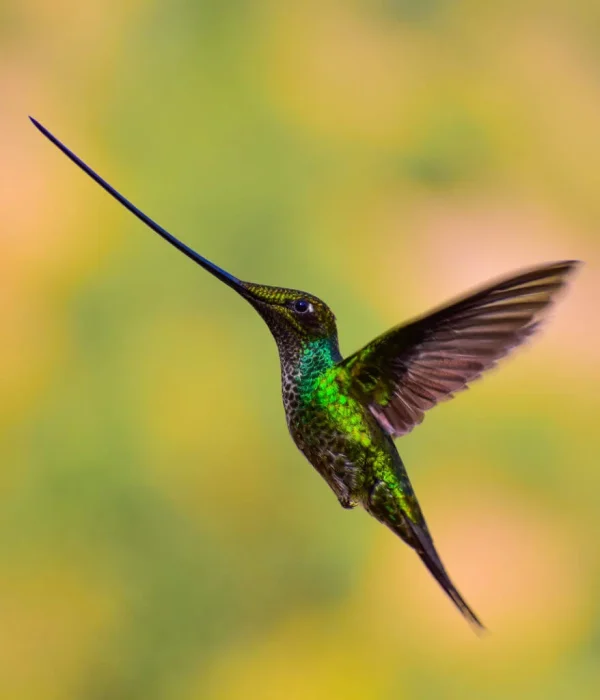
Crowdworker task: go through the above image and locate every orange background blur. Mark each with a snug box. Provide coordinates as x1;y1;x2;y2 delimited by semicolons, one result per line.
2;1;599;698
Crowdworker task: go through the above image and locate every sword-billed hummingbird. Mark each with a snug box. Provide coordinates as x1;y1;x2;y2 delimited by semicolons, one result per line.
31;117;579;631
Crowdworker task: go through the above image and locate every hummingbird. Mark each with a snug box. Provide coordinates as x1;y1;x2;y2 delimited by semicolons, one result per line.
31;117;579;632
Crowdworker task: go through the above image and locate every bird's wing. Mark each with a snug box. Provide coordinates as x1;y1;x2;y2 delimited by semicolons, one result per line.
336;261;579;438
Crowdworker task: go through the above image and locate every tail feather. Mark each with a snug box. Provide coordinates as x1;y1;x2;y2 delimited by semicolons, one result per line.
406;517;485;633
366;463;485;632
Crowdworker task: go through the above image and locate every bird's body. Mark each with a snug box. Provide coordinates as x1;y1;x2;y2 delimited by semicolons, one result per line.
31;116;580;632
278;330;408;515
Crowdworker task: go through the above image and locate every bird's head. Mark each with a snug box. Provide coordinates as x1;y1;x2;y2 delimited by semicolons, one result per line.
239;283;338;344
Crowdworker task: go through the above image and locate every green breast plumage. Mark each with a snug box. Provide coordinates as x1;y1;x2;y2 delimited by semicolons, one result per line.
280;337;403;510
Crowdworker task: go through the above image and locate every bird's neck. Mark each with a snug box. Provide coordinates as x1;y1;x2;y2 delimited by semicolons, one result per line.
279;334;342;388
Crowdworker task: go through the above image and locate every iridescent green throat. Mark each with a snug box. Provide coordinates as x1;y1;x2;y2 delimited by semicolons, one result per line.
295;337;342;405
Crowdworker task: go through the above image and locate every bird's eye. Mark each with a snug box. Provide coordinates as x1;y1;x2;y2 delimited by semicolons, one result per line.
294;299;310;313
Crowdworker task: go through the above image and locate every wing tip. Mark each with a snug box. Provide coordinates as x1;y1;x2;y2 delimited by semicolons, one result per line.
546;259;583;282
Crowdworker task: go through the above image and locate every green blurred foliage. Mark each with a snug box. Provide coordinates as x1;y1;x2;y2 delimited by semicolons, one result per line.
2;0;599;698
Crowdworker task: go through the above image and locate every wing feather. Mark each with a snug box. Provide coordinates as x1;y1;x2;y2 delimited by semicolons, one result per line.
338;261;580;437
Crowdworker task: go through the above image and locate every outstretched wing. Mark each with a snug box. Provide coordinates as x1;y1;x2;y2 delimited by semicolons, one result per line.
337;261;579;438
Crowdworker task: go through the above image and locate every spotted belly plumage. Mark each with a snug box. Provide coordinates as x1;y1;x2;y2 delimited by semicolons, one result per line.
282;348;411;515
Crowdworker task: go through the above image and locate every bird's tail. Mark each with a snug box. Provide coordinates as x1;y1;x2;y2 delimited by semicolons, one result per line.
366;453;485;632
404;516;485;633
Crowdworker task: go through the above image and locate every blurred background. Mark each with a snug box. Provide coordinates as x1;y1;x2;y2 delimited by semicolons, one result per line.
2;1;599;698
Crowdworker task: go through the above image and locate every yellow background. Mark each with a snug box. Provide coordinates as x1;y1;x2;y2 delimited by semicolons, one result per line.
2;1;599;698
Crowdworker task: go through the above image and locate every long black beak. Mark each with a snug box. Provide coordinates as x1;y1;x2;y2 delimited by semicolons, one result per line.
30;117;247;295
